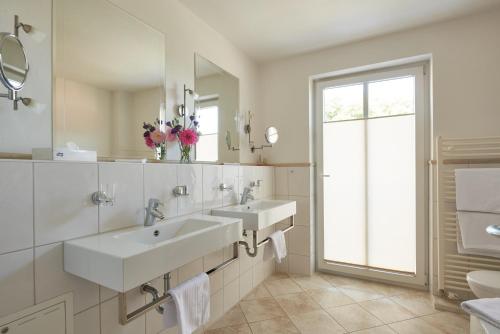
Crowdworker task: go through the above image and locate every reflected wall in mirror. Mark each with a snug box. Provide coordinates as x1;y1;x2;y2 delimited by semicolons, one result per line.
194;54;240;163
53;0;165;159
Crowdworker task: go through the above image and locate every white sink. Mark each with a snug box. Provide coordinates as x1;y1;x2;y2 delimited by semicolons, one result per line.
64;215;242;292
212;199;296;231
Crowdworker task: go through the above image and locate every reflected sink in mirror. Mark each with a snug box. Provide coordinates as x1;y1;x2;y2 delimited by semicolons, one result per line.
212;199;296;231
64;214;242;292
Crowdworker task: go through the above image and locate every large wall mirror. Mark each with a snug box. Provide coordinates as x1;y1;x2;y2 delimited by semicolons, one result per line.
53;0;166;159
194;54;240;163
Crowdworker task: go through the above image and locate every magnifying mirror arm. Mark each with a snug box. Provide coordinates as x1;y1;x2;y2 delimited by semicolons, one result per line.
14;15;32;37
0;90;31;110
250;144;272;153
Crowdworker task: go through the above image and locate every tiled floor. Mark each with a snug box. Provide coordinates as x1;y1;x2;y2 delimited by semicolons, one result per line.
205;272;470;334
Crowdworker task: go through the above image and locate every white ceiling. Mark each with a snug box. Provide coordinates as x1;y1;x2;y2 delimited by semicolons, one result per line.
180;0;500;62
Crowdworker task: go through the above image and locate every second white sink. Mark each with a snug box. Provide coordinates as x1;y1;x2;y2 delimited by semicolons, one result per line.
212;199;296;231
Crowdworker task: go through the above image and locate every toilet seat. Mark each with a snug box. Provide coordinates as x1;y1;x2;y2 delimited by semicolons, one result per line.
467;271;500;298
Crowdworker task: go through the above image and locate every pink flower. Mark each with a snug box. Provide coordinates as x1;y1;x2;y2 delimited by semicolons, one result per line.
145;136;155;149
179;129;198;146
150;130;166;144
166;128;177;142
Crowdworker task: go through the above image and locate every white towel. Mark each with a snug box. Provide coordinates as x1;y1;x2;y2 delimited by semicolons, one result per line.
455;169;500;213
269;230;287;263
457;211;500;257
462;298;500;328
162;273;210;334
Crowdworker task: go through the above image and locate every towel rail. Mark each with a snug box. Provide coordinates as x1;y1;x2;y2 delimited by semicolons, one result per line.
118;241;239;325
238;215;295;257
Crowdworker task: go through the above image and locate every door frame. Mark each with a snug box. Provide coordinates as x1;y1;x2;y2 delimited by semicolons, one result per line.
314;62;431;288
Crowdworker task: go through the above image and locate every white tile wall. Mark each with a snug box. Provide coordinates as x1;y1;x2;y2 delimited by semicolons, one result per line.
34;162;98;246
0;160;311;332
144;164;178;218
177;164;203;216
34;242;99;314
222;165;239;206
74;305;100;334
0;161;33;254
274;166;314;275
98;163;144;232
202;165;222;210
0;248;34;317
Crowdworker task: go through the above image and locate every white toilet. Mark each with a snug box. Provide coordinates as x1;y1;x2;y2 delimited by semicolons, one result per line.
467;271;500;334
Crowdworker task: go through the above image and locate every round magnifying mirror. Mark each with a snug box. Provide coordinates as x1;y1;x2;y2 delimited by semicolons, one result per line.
265;126;279;144
0;33;29;91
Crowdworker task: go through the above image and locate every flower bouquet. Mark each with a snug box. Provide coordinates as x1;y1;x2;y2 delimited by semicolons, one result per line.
165;115;200;163
143;118;169;160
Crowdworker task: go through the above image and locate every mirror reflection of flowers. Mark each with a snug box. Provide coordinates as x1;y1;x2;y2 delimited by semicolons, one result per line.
165;114;200;163
143;118;168;160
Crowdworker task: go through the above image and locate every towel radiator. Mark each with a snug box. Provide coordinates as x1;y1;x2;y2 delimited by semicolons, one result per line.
435;136;500;300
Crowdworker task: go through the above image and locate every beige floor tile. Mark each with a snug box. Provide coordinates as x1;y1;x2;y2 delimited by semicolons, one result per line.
360;298;415;324
338;287;384;302
249;316;300;334
274;292;321;316
289;309;346;334
320;274;365;287
390;291;438;317
239;297;287;323
325;304;383;332
352;325;397;334
265;272;290;282
290;274;332;290
361;282;419;297
307;287;356;308
389;318;447;334
264;278;303;296
420;312;470;334
204;324;252;334
242;284;271;301
208;305;247;330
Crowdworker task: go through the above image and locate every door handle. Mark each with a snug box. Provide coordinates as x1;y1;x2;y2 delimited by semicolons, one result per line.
321;174;331;178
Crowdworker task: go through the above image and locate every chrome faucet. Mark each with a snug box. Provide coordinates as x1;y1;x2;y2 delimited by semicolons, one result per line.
240;185;255;205
145;198;165;226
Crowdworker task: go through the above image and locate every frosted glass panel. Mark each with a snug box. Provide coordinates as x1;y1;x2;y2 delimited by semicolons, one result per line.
323;121;366;264
367;115;416;273
323;84;363;121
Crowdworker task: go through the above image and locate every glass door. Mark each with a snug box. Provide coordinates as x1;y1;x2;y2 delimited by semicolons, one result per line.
315;65;427;286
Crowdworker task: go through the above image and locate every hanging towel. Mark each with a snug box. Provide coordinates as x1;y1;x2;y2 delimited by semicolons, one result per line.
269;230;287;263
457;211;500;257
455;169;500;257
162;273;210;334
455;169;500;213
462;298;500;328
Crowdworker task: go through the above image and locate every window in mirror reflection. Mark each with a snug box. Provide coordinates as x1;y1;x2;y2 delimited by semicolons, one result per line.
196;100;219;161
194;54;240;163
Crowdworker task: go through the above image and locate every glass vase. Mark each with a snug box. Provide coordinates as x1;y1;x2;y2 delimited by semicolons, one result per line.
180;144;192;163
155;145;166;160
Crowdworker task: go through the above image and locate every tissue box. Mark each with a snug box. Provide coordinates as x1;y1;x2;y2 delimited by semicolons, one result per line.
32;148;97;162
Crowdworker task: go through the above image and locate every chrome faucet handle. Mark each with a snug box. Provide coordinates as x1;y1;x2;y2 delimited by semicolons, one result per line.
256;179;263;187
173;185;189;197
219;183;234;191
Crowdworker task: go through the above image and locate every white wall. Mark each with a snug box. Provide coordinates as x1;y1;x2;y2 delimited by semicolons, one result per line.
257;8;500;163
0;0;52;153
54;78;113;155
109;0;259;163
